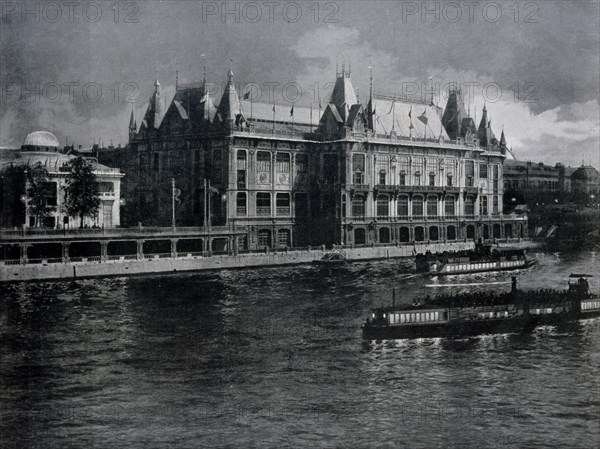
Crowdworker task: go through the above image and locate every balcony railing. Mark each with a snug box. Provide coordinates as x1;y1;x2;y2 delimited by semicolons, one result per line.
276;207;291;216
256;207;271;216
236;207;247;216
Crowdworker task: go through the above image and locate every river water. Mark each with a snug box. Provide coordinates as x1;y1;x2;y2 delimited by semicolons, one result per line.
1;250;599;448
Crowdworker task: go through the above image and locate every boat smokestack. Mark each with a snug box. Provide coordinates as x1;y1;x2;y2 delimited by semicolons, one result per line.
511;276;517;293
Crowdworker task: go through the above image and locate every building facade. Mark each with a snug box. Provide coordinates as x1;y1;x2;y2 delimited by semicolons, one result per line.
117;66;526;250
0;131;124;229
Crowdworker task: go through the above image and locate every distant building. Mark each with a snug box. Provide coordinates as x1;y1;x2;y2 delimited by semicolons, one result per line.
101;65;526;249
503;159;599;208
571;165;599;199
0;131;124;228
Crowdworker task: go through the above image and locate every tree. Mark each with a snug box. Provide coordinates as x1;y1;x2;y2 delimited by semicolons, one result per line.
0;164;26;227
26;162;52;227
64;156;100;228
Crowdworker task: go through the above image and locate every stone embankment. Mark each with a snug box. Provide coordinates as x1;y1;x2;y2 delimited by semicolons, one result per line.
0;240;539;283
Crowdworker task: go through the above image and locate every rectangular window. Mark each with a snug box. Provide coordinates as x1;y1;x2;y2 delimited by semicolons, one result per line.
276;193;290;215
480;163;488;179
276;153;290;173
376;195;389;218
429;173;435;186
352;196;365;217
296;153;308;173
399;172;406;186
236;150;247;170
397;195;409;217
480;196;488;216
257;151;271;172
237;170;246;189
412;196;424;217
447;174;453;187
493;196;499;215
466;161;475;187
379;172;386;185
427;195;438;217
465;196;475;216
445;197;455;216
256;192;271;216
236;192;247;216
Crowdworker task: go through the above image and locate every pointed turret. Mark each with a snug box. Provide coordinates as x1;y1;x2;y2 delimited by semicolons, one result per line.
500;126;507;148
442;88;469;140
128;106;137;142
215;67;242;130
140;78;165;132
478;103;491;147
330;67;357;124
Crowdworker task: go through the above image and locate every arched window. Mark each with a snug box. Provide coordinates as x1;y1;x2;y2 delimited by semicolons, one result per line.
257;151;271;172
354;228;366;245
415;226;425;242
429;226;439;241
447;225;456;240
379;227;390;243
399;227;410;242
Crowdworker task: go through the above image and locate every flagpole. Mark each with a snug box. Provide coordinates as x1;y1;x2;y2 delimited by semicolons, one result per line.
272;104;275;133
171;178;176;229
208;180;211;231
203;179;208;230
310;104;313;133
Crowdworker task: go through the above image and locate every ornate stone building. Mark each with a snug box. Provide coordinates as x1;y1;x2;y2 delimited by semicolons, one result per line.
119;65;527;250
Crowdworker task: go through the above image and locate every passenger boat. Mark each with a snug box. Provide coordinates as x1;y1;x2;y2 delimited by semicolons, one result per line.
415;242;535;275
362;274;599;340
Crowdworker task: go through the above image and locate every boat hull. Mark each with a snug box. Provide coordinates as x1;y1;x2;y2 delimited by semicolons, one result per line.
431;260;536;276
362;310;600;340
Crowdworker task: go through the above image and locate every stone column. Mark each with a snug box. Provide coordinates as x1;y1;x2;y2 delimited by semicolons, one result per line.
170;239;178;258
61;242;70;263
19;243;29;264
136;240;144;260
100;241;108;263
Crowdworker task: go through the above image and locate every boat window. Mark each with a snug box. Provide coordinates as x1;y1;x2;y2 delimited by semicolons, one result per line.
400;314;406;323
545;308;552;314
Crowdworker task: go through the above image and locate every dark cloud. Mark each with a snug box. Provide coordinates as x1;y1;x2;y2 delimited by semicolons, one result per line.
1;0;598;166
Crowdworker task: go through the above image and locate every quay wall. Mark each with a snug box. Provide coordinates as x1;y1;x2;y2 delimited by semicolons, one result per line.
0;240;538;283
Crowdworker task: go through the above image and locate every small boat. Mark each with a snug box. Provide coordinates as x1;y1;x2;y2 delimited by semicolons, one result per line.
415;242;535;275
362;274;599;340
312;250;348;266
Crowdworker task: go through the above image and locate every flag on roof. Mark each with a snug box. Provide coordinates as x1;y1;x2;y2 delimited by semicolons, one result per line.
372;106;376;116
272;104;276;113
290;105;294;117
243;91;251;100
418;109;428;125
387;99;395;115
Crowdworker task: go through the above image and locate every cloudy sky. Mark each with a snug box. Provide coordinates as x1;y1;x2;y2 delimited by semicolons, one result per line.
1;0;598;167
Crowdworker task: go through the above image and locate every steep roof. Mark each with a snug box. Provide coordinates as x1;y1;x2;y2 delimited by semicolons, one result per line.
239;100;319;126
372;97;450;139
442;90;470;140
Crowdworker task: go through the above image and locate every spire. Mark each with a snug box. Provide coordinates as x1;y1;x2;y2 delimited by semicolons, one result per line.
330;68;357;123
216;65;242;130
500;125;506;147
129;105;136;130
142;77;165;130
442;88;469;140
202;53;207;86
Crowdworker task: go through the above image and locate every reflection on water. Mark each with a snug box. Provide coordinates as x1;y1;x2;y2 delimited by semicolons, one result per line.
0;251;598;449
